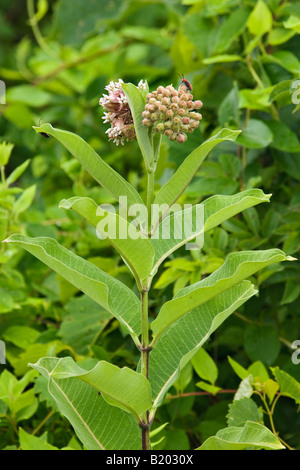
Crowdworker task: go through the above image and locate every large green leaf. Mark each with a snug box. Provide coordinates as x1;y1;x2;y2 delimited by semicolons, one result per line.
59;196;154;287
32;123;143;208
151;249;294;342
149;282;257;408
198;421;284;450
30;357;141;450
203;189;270;231
150;189;271;276
32;357;151;421
153;128;241;217
122;83;153;170
5;235;141;338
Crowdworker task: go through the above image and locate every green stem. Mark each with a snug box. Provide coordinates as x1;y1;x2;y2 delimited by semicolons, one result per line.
246;54;279;121
27;0;56;58
140;132;161;449
140;289;150;450
246;55;264;89
1;166;6;186
31;410;55;436
146;169;154;237
253;391;294;450
141;290;149;377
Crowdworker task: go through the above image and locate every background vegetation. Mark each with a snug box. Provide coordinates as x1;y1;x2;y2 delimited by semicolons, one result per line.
0;0;300;450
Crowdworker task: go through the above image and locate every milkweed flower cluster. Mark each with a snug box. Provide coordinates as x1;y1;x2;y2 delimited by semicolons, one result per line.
99;79;147;145
142;84;203;143
99;79;202;145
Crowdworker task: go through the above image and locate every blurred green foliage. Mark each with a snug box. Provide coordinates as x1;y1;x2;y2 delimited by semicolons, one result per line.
0;0;300;450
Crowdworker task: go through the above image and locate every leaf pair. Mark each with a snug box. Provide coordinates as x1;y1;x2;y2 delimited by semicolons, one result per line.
58;188;272;288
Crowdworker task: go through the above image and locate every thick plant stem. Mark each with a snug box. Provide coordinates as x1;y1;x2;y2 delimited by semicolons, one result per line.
141;141;160;449
140;163;155;449
141;290;149;378
141;289;150;450
146;169;154;236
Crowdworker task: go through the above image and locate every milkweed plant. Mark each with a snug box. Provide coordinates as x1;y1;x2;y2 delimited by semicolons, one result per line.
4;79;295;451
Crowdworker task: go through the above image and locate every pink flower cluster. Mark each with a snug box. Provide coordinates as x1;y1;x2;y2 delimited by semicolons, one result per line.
99;79;147;145
99;79;203;145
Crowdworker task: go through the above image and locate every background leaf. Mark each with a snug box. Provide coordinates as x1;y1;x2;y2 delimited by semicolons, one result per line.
198;421;284;450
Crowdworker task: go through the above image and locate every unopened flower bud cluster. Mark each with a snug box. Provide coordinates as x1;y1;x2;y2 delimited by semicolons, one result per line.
142;84;203;143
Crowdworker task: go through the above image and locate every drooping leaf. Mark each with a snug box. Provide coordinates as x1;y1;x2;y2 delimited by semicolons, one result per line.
32;356;152;421
149;282;257;408
202;189;270;232
150;188;269;276
5;235;141;338
151;249;293;342
59;196;154;286
30;357;141;450
33;124;143;208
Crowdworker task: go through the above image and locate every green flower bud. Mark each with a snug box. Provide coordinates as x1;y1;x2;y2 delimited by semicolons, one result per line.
156;123;165;133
